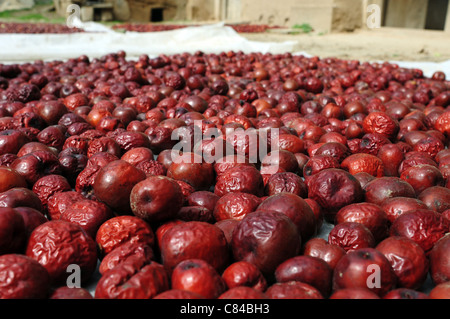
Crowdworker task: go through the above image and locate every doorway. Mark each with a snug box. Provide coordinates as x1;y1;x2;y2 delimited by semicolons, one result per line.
425;0;449;30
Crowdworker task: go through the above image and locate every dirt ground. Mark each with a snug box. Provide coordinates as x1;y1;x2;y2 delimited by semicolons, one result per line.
243;27;450;63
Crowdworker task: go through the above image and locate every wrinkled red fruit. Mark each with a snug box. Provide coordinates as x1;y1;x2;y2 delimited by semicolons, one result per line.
0;187;43;212
153;289;204;299
93;160;146;214
417;186;450;213
0;166;27;193
49;286;93;299
214;165;264;197
302;238;346;270
25;220;97;285
167;152;215;191
60;199;113;238
275;255;333;297
99;241;154;275
31;174;72;212
95;258;169;299
307;168;363;222
257;192;316;242
335;202;389;242
333;248;397;297
380;197;428;224
96;215;155;257
171;259;227;299
0;254;50;299
429;234;450;285
213;192;261;222
218;286;268;299
429;282;450;299
376;236;429;289
265;281;323;299
221;261;267;292
400;164;444;196
328;221;376;251
130;176;184;223
364;176;416;205
329;288;380;299
0;207;26;254
264;171;308;197
160;221;229;273
383;288;429;299
231;210;301;278
13;206;47;239
390;209;449;252
186;191;220;214
47;191;85;220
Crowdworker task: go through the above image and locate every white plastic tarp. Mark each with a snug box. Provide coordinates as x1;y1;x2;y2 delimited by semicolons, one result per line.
0;22;298;62
1;21;450;79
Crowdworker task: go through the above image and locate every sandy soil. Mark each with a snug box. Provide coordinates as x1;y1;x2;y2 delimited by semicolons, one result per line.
243;27;450;63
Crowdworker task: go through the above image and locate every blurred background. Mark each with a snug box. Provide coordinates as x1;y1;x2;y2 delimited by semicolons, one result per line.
1;0;448;32
1;0;450;63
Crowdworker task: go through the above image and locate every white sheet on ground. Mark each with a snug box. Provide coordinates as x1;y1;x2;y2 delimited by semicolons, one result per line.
1;21;449;80
0;22;297;62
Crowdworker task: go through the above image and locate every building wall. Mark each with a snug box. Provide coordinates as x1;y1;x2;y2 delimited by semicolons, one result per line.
172;0;364;33
239;0;335;32
331;0;363;32
132;0;450;34
162;0;189;21
185;0;215;21
384;0;428;29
